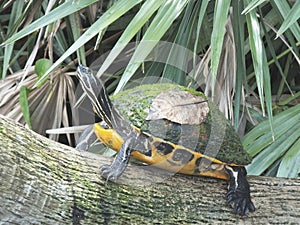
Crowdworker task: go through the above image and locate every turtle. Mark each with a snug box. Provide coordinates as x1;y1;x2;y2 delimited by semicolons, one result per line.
76;65;255;215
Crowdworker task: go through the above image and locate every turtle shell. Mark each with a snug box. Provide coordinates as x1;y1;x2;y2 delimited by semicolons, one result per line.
110;83;252;165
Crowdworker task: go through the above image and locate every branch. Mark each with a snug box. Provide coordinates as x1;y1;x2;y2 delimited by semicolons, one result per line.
0;114;299;224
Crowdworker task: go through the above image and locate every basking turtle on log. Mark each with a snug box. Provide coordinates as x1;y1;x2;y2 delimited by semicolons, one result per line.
76;65;255;215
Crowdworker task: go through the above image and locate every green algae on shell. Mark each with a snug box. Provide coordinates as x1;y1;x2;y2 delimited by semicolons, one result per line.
110;83;252;165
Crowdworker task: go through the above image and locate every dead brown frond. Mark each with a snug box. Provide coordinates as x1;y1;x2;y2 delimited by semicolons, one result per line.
0;67;79;145
193;15;244;122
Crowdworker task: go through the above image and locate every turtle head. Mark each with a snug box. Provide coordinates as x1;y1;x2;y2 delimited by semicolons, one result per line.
76;65;131;132
76;65;113;127
77;65;102;105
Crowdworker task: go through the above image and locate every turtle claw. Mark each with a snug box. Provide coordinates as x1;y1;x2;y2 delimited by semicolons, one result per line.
226;190;255;215
225;166;255;215
100;162;127;182
100;139;132;182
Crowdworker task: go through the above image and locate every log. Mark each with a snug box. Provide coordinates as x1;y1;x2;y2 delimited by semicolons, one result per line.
0;114;299;224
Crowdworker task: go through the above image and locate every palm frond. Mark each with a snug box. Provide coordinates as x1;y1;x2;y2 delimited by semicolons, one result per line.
0;67;79;145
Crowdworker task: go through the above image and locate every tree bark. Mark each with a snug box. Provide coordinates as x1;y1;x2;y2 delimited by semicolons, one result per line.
0;114;299;225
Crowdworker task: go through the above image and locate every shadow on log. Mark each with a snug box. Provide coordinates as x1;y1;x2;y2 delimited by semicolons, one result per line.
0;114;299;224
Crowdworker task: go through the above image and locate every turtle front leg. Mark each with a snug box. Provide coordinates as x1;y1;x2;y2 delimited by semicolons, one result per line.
225;166;255;215
100;138;133;181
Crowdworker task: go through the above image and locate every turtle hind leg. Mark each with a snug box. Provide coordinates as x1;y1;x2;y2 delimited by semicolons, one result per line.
225;166;255;215
100;138;133;181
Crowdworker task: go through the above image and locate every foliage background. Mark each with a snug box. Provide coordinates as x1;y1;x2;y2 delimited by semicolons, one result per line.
0;0;299;178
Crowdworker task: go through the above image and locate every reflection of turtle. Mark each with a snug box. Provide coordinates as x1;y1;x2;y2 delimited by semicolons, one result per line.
77;65;255;215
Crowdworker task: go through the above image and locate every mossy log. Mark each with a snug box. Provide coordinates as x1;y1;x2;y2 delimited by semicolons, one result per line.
0;114;299;225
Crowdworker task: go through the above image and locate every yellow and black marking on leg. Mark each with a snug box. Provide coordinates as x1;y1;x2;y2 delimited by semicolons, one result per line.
94;123;236;180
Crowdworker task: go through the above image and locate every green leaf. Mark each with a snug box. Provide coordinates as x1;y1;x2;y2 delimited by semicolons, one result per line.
245;111;299;157
259;9;292;98
232;0;246;130
193;0;209;66
19;86;32;129
242;104;300;151
2;0;98;45
34;0;143;88
244;0;265;115
243;104;300;177
277;0;300;37
68;12;86;66
277;138;300;178
163;0;203;85
242;0;267;14
34;58;52;88
246;125;300;176
2;44;14;79
115;0;190;93
97;0;164;78
1;0;25;79
273;0;300;42
210;0;231;96
244;0;274;139
35;58;52;78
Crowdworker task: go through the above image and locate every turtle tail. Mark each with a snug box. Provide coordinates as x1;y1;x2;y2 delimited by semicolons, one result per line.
76;65;126;130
